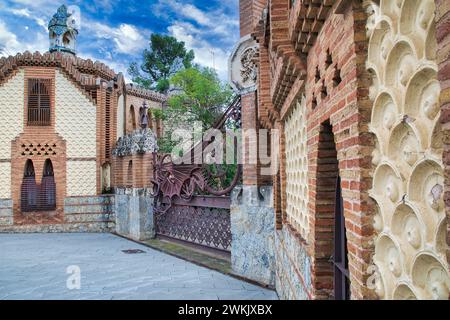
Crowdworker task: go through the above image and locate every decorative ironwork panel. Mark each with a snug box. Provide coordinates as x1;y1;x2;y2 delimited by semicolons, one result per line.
152;96;241;253
155;196;231;251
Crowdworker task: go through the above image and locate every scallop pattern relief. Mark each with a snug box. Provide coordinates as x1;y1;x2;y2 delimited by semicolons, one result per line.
366;0;449;299
284;96;309;239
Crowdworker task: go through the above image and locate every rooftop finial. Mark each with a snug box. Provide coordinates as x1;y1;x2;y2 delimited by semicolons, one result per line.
48;5;78;55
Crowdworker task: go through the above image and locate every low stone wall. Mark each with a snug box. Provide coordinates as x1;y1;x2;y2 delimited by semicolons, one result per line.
231;185;275;287
114;188;154;241
0;196;115;233
63;196;115;232
274;225;312;300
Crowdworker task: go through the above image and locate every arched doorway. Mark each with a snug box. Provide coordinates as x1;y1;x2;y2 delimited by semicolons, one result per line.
21;160;37;212
315;120;350;300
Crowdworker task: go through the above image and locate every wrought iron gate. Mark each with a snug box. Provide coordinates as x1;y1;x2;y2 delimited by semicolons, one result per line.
151;96;241;253
154;195;231;251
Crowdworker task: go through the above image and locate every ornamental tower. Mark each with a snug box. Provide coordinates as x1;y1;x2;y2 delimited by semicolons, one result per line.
48;5;78;55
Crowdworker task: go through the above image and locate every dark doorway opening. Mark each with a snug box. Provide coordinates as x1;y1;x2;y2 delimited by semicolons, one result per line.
332;176;350;300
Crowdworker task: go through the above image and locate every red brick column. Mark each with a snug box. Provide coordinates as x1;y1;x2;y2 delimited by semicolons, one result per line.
435;0;450;266
240;0;266;37
242;92;260;186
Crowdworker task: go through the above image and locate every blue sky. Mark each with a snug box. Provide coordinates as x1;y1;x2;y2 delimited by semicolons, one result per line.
0;0;239;81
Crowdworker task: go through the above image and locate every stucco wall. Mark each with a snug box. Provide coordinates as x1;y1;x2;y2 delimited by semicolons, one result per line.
0;70;24;199
55;70;97;196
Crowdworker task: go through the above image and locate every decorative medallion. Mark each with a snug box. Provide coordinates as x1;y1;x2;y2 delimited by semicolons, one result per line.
228;35;259;94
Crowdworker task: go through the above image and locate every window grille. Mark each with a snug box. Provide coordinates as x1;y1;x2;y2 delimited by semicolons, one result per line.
27;79;51;126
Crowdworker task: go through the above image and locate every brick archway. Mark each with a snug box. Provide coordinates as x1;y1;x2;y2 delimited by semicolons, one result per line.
311;120;341;299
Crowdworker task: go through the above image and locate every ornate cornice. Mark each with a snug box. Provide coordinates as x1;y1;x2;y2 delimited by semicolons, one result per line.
125;84;167;103
0;51;166;104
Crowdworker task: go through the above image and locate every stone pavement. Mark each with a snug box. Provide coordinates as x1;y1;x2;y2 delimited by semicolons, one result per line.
0;233;278;300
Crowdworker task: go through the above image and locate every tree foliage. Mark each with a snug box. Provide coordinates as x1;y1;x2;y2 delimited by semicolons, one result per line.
128;34;195;93
156;66;233;153
167;67;233;127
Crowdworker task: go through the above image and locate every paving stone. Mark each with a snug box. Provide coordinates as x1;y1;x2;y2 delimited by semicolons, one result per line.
0;233;277;300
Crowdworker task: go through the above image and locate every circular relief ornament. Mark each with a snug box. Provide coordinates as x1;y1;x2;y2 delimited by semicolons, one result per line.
228;35;259;94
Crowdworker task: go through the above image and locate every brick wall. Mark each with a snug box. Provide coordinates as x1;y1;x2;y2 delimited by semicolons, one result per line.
246;0;375;300
125;94;162;137
240;0;450;300
303;2;374;300
112;153;153;189
240;0;266;37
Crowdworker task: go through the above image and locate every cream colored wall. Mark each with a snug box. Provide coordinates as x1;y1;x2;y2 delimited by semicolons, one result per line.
55;70;97;196
366;0;449;299
0;70;25;199
66;161;97;196
284;96;309;240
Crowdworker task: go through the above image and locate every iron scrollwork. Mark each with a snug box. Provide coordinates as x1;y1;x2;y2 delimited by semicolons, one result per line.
150;96;242;251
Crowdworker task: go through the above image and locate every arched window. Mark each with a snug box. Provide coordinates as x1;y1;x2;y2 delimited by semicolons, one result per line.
40;159;56;211
28;78;51;126
62;31;72;46
127;160;133;187
129;105;137;131
21;160;37;212
101;163;111;193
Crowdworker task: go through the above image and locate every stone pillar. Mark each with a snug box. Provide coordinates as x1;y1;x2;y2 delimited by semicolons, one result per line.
231;185;275;286
114;188;155;241
227;0;276;287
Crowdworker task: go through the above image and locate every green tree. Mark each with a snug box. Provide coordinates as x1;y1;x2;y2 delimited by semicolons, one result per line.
128;34;195;93
167;67;232;127
157;66;233;153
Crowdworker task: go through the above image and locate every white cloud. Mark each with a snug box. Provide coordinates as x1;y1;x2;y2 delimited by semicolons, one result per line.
79;51;132;83
153;0;239;81
11;8;31;17
86;21;147;55
168;22;230;81
156;0;239;37
151;1;239;81
9;7;48;31
0;20;48;56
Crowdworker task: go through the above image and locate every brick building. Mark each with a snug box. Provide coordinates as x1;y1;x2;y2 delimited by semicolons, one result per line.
0;5;164;233
230;0;450;300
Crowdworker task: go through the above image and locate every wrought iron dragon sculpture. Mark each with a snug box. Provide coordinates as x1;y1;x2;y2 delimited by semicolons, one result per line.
150;96;242;213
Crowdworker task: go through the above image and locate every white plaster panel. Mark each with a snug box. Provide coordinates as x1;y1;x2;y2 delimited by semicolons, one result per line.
0;70;25;199
367;0;449;300
284;96;309;239
0;163;11;199
66;160;97;196
55;70;96;158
